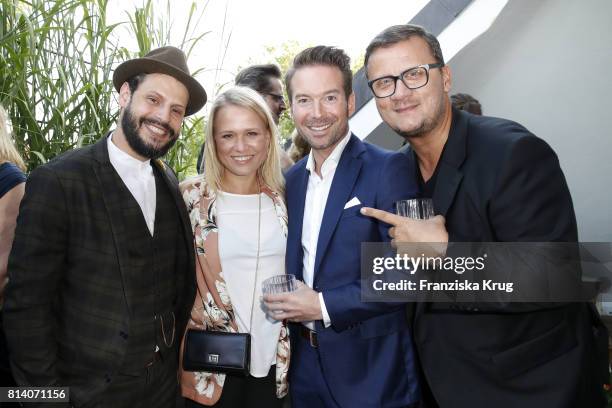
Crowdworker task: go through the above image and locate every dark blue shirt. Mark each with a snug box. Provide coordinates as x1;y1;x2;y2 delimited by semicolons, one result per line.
0;162;26;199
416;161;439;199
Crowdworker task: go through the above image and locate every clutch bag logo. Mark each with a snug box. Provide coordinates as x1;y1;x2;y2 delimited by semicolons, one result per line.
207;354;219;364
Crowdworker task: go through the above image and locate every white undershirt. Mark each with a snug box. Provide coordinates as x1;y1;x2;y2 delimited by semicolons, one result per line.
216;191;286;377
107;135;156;235
302;130;352;330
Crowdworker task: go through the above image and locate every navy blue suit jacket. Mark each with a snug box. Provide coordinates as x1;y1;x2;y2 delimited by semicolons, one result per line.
285;134;419;407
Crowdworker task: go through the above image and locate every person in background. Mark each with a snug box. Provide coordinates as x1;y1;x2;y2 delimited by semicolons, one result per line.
0;105;26;393
0;105;25;307
236;64;293;170
450;92;482;115
179;86;290;408
3;47;204;407
287;129;310;163
235;64;287;125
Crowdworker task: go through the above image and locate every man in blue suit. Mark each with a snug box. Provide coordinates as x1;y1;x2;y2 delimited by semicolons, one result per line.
263;46;420;408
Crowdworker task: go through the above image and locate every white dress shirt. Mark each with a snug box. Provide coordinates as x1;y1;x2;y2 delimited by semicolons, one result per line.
107;135;157;235
216;191;285;377
302;130;352;329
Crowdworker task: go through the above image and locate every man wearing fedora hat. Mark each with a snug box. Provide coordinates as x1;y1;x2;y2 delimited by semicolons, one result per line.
4;46;205;407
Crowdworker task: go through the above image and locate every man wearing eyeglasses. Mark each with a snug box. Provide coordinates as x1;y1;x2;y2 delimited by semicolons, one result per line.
360;25;608;408
235;64;287;124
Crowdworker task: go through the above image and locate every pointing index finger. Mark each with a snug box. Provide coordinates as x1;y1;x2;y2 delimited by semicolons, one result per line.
360;207;403;226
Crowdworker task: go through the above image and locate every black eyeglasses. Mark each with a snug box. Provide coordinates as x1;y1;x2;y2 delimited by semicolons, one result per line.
368;63;444;98
264;92;285;104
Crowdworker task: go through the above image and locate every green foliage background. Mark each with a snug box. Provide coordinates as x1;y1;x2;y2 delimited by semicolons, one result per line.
1;0;366;179
0;0;207;180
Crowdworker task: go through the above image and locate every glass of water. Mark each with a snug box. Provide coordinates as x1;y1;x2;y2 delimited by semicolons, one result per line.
395;198;435;219
262;274;298;295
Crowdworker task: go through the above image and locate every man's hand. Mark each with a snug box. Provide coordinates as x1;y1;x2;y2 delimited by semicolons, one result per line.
360;207;449;256
263;281;322;322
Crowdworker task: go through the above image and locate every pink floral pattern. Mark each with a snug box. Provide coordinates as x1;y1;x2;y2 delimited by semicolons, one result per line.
179;176;290;405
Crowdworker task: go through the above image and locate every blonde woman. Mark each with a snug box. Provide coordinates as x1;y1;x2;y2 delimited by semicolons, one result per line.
0;105;26;388
179;87;290;407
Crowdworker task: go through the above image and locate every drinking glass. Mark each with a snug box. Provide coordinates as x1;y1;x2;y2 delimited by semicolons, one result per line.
262;274;298;295
395;198;434;219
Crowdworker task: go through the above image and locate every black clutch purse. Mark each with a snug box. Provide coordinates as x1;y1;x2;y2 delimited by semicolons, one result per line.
183;329;251;376
184;187;264;378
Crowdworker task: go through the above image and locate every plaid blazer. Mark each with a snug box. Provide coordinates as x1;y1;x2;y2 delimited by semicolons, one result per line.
2;136;196;405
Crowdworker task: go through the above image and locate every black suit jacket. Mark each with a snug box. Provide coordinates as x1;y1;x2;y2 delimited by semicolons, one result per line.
406;108;608;407
2;137;196;405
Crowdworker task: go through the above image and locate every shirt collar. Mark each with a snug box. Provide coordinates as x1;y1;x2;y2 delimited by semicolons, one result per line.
107;132;152;172
305;129;352;175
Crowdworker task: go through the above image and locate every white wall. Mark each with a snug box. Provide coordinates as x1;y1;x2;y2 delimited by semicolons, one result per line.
448;0;612;241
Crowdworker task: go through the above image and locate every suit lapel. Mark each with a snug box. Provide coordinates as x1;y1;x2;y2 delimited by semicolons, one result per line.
432;108;468;216
91;135;134;315
152;159;195;275
287;164;309;280
314;135;363;278
433;162;463;217
413;110;469;320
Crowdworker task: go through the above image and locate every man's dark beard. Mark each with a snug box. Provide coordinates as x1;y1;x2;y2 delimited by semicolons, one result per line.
121;103;178;159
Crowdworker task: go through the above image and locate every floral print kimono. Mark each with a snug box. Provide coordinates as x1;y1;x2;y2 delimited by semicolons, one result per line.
179;177;290;406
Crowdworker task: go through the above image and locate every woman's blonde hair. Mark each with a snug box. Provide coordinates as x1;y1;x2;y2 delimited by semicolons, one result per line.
0;105;26;171
203;86;284;194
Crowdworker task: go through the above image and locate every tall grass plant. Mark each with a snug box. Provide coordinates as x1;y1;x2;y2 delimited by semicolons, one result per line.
0;0;209;179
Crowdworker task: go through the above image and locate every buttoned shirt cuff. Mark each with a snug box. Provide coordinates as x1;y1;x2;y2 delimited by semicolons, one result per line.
319;292;332;328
